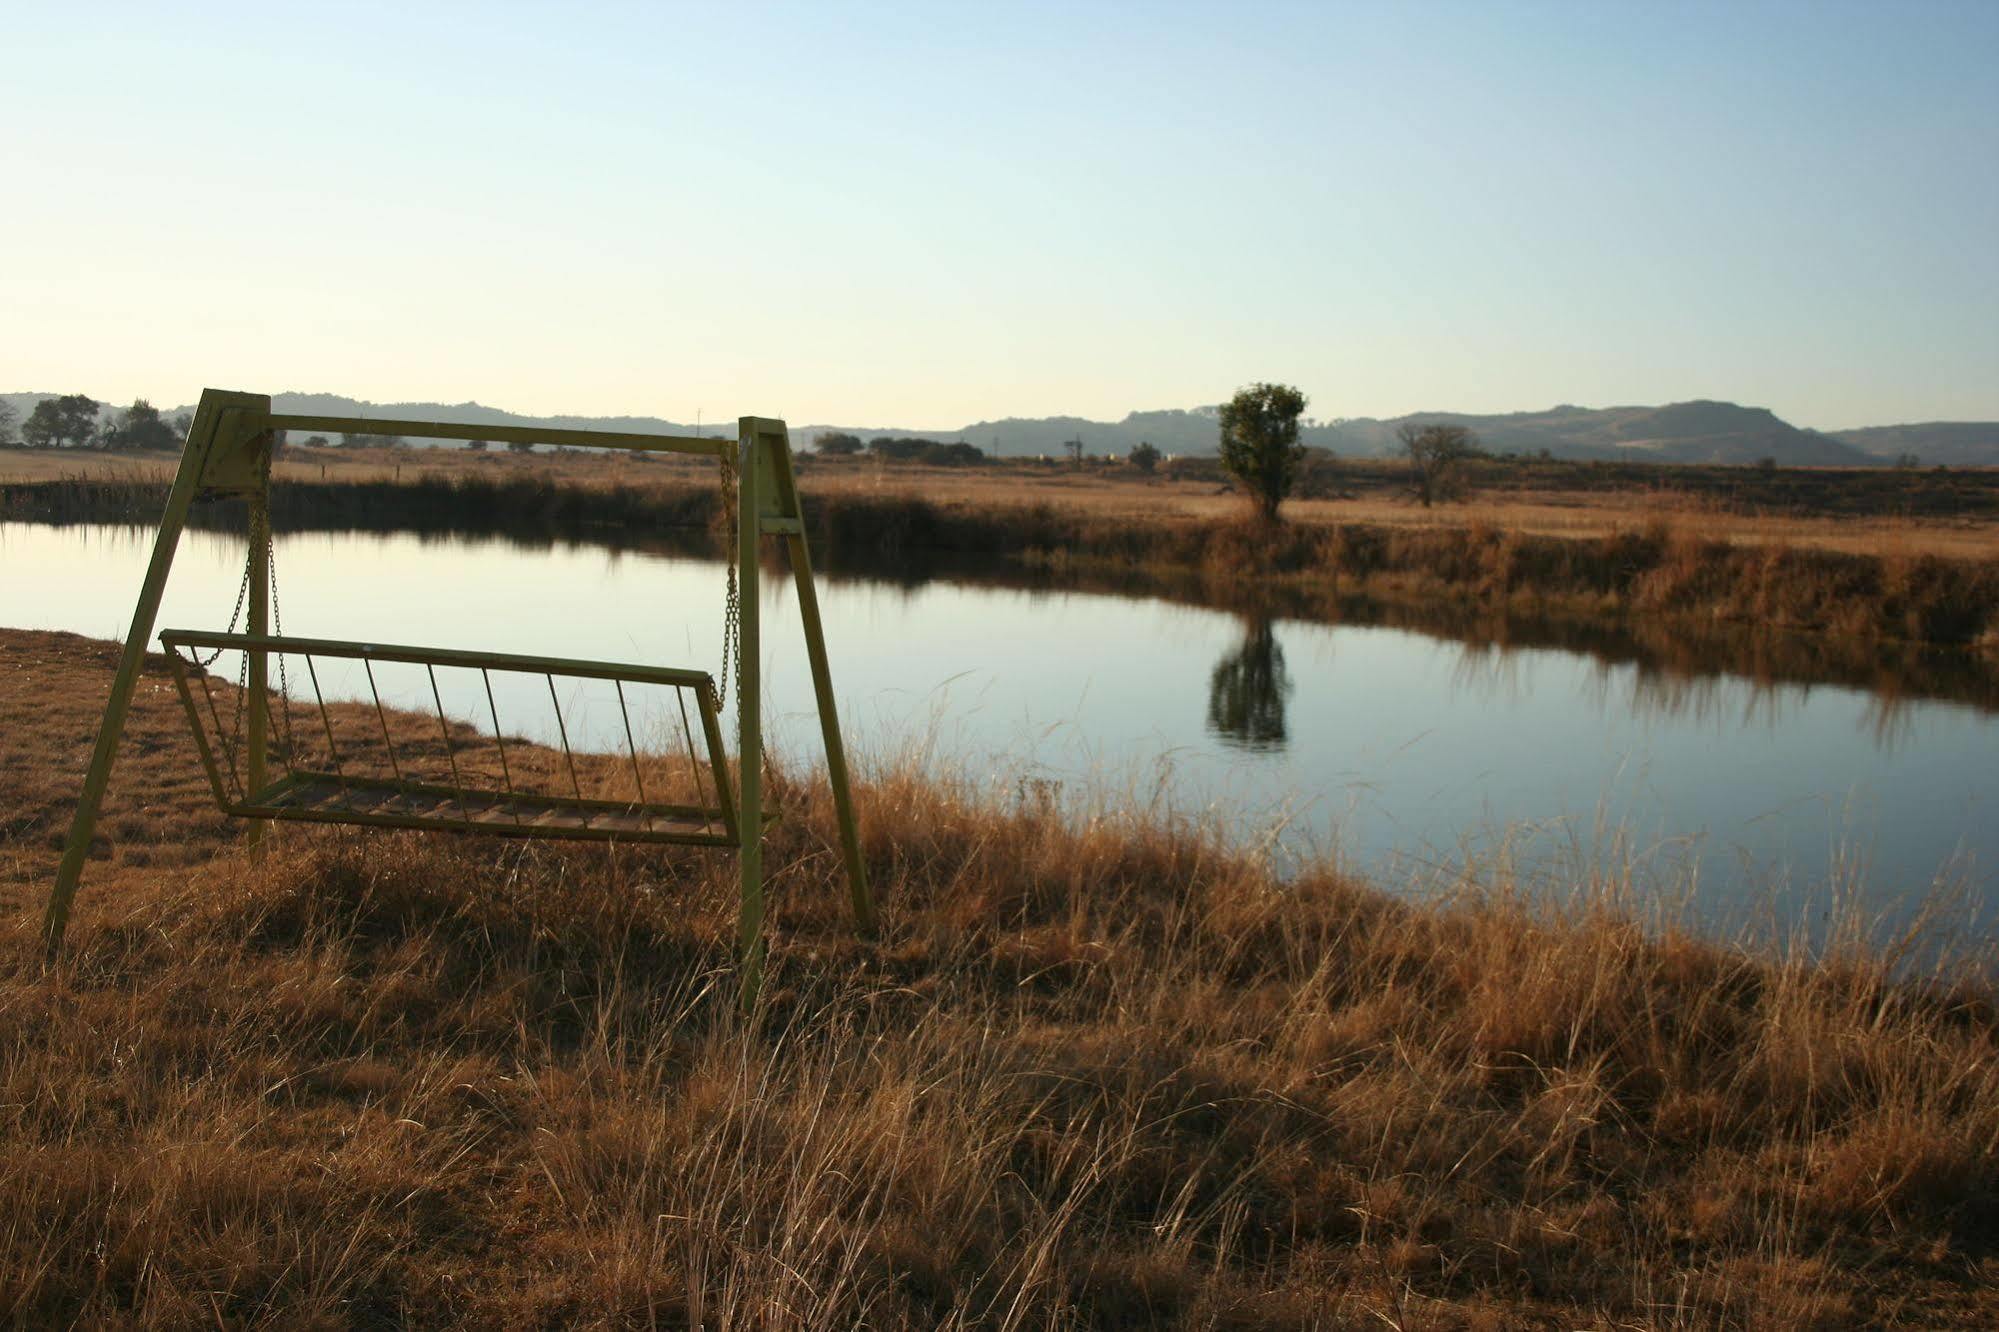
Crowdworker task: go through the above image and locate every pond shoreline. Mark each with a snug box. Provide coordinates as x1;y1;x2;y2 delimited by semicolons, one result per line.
8;470;1999;716
8;469;1999;655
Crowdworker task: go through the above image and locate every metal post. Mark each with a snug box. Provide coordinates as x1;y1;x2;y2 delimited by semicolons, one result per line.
43;404;219;952
735;422;765;1008
767;429;876;933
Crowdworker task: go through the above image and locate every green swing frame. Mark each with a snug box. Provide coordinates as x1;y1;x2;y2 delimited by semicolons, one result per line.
41;389;875;1004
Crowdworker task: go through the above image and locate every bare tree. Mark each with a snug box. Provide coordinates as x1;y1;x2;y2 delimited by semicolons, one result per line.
1398;422;1482;506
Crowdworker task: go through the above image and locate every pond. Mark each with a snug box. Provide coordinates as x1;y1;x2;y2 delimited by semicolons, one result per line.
4;521;1994;949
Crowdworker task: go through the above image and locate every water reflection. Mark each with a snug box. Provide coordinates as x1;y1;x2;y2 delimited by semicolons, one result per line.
17;486;1998;726
7;516;1998;743
10;517;1998;753
1206;616;1292;751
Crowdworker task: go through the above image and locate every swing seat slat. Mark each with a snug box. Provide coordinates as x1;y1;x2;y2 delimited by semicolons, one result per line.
157;630;744;848
251;774;736;844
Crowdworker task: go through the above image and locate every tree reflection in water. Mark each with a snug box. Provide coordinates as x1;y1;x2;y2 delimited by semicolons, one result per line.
1206;616;1292;751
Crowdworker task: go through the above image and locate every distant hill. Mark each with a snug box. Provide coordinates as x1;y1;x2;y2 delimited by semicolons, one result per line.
246;392;715;439
1316;401;1872;466
892;407;1226;460
7;390;1996;466
872;400;1870;466
1831;423;1999;467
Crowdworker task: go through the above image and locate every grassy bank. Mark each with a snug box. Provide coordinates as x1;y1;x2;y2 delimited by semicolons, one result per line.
8;467;1999;653
4;629;1999;1327
1013;512;1999;652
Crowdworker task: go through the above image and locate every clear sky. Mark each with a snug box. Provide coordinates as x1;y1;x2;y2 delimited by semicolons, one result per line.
4;1;1995;429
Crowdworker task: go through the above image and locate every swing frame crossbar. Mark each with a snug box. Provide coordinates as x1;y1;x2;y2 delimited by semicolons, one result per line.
42;389;876;1007
156;629;742;847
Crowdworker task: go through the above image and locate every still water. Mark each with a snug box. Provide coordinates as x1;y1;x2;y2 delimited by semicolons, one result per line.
4;522;1994;945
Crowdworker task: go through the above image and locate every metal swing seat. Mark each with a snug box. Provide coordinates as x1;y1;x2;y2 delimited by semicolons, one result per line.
157;631;745;847
44;390;875;1005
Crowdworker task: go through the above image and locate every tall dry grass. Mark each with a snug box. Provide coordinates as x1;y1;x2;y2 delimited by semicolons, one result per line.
6;746;1999;1326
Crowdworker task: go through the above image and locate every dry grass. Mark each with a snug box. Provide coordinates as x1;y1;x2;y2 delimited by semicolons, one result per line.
283;447;1999;563
4;629;1999;1327
0;631;242;902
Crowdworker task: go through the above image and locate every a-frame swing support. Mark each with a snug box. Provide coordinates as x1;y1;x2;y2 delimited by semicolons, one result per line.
42;389;875;1006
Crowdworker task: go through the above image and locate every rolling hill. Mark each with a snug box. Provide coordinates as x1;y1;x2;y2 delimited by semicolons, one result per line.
1314;401;1871;466
892;400;1872;465
1831;422;1999;467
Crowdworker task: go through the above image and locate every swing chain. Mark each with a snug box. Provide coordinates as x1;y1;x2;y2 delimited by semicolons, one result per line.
720;569;740;713
213;513;299;783
716;443;742;711
191;546;255;668
264;519;299;761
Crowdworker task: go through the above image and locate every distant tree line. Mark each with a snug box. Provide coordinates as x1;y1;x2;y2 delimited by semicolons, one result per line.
0;398;430;454
814;430;989;467
2;395;192;451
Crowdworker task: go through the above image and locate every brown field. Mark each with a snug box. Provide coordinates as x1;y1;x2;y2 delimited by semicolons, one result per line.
4;628;1998;1328
7;442;1999;562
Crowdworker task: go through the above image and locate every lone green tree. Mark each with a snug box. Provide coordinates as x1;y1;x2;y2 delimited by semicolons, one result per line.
1398;422;1482;506
0;400;16;446
1128;441;1160;473
1218;382;1308;521
814;430;863;455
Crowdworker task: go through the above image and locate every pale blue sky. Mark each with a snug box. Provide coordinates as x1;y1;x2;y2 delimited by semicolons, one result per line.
4;1;1994;428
